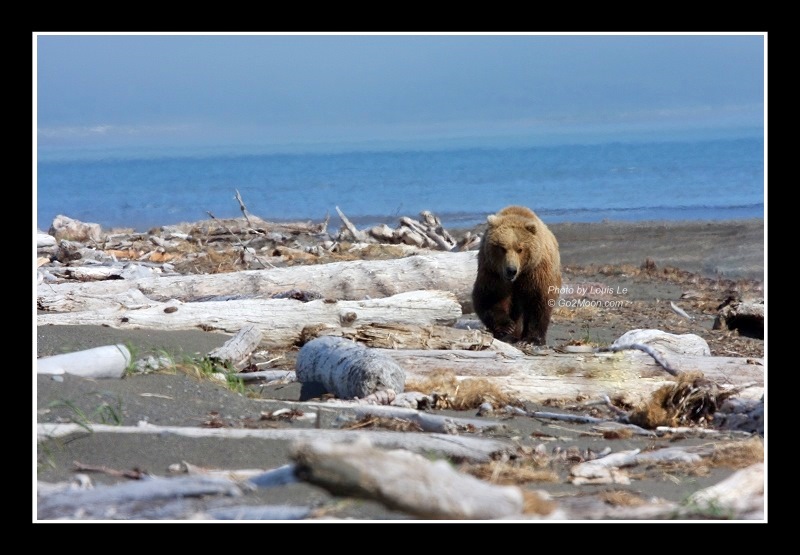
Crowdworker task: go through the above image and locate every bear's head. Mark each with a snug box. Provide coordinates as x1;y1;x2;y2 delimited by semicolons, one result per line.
483;213;545;282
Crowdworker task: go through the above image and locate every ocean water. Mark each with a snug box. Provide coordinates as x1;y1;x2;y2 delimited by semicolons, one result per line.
35;136;765;232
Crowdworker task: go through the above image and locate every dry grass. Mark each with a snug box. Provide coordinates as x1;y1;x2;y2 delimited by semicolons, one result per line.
405;368;459;391
638;437;763;479
405;369;518;409
602;428;634;440
522;490;557;516
464;460;559;486
599;490;648;507
341;415;423;432
628;371;733;429
710;436;764;469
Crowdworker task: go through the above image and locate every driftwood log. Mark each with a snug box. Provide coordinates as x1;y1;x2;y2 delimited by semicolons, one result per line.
37;290;462;349
291;438;526;520
37;251;479;312
207;324;263;369
611;329;711;357
237;370;296;383
713;299;764;339
37;344;131;379
382;349;764;405
296;336;406;399
685;462;764;516
48;214;103;243
37;475;242;520
37;251;613;314
300;322;523;356
334;404;507;434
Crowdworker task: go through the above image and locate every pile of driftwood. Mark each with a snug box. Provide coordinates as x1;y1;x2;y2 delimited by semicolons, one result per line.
37;208;477;284
36;211;765;521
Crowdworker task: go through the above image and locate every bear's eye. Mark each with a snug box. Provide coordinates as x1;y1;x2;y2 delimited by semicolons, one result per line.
516;247;523;254
492;244;506;253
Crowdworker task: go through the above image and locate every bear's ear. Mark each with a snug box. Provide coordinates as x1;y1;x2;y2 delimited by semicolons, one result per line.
487;214;499;226
525;221;538;234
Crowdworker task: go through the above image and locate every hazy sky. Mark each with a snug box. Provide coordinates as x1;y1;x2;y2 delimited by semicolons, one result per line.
34;33;765;152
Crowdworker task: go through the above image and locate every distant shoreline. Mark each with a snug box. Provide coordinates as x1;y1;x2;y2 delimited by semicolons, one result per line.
37;213;764;236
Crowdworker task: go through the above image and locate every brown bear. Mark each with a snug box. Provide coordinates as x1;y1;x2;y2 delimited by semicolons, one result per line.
472;205;562;346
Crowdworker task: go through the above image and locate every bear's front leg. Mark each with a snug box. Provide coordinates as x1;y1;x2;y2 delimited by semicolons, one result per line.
517;295;552;346
484;298;517;339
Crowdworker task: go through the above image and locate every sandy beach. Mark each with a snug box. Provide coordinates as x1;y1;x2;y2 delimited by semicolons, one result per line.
35;217;765;521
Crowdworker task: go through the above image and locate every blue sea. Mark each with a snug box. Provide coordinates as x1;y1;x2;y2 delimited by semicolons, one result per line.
35;136;765;232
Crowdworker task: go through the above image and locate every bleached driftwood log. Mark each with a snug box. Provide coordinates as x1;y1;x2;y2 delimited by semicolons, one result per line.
207;324;263;369
685;462;764;517
335;206;370;242
37;251;480;312
256;396;506;432
48;266;125;282
611;329;711;357
604;330;712;377
48;215;103;243
37;232;58;258
37;475;243;520
291;438;526;520
38;290;462;350
296;336;406;399
36;424;516;463
37;344;131;379
300;322;523;356
713;299;764;338
334;404;507;434
383;349;764;405
237;370;296;383
189;215;328;238
38;288;158;313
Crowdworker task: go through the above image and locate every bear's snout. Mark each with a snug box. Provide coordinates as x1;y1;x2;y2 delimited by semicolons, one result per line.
504;265;519;281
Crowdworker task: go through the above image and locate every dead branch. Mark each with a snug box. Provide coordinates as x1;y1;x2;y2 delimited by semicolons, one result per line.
599;343;682;376
236;370;296;383
233;188;253;227
335;206;370;242
333;404;508;434
670;301;693;320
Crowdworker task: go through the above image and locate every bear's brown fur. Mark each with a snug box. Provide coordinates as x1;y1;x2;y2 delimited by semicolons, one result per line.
472;205;562;345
